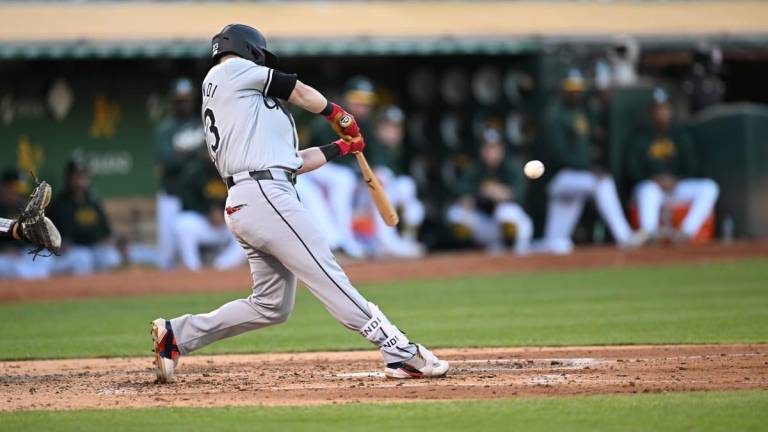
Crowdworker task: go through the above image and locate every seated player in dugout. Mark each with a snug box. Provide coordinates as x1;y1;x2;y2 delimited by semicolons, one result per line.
295;77;378;259
48;158;122;275
626;88;719;243
151;24;448;384
0;175;61;278
154;77;206;270
173;149;245;271
366;105;426;259
540;69;644;254
447;128;533;254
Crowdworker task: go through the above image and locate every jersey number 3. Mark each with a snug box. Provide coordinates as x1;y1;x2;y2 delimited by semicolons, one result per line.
204;108;221;154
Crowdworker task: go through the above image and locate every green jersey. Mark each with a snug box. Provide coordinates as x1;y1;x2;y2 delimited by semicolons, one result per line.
49;190;111;246
541;102;592;172
457;160;526;204
367;137;406;175
178;158;229;215
154;116;205;196
626;126;697;184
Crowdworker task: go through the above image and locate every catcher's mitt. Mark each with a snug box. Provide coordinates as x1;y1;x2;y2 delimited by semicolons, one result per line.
19;180;61;258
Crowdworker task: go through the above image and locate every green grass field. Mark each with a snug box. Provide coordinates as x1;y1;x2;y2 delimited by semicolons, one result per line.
2;391;766;432
1;259;766;431
0;259;766;360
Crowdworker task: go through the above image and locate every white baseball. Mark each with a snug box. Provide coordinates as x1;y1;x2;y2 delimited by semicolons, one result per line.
524;160;545;179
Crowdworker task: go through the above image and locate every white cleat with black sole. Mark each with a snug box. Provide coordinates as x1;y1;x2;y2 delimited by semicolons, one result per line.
384;344;449;379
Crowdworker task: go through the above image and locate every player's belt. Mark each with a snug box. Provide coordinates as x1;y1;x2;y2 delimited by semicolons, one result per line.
225;168;297;189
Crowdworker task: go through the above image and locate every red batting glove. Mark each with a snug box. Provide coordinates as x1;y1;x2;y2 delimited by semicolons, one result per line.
325;103;361;138
334;136;365;157
324;102;344;121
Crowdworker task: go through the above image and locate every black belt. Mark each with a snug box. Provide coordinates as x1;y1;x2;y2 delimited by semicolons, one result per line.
225;169;297;189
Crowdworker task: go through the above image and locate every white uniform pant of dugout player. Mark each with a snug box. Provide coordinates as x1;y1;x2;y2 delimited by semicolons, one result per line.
634;178;719;237
543;169;633;254
173;211;246;271
447;202;533;254
156;192;182;269
170;175;417;364
2;244;122;277
52;244;122;274
372;167;425;253
296;163;363;256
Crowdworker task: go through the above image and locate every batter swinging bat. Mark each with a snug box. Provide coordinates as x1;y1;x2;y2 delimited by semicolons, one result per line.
339;115;399;227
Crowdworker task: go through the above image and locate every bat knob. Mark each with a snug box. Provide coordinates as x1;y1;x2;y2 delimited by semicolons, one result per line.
339;115;352;128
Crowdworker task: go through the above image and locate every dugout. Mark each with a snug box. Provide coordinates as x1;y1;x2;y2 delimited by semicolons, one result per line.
2;1;768;247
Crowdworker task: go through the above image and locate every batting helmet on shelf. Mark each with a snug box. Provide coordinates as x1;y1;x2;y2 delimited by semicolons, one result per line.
211;24;277;67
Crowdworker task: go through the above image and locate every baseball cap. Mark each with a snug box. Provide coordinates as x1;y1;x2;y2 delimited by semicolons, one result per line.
562;68;586;92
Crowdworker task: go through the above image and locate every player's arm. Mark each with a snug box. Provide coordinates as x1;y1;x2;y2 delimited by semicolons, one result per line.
297;137;365;175
288;81;328;114
288;81;361;139
0;218;22;240
287;79;365;174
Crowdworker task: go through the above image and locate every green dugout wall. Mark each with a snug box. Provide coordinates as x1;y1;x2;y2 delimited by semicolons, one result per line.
0;60;214;197
692;104;768;237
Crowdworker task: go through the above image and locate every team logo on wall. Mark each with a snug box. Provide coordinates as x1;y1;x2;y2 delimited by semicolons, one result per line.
90;95;121;139
47;78;74;121
0;94;45;125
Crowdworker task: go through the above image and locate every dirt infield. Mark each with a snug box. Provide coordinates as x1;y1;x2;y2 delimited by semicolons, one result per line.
1;344;765;411
1;242;767;303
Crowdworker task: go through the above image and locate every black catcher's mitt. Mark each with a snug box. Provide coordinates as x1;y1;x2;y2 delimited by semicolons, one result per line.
18;180;61;258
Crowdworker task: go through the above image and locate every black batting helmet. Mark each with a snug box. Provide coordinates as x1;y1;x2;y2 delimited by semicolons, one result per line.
211;24;277;67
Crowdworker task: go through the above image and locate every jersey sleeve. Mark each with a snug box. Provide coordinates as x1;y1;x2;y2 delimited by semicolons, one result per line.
233;59;297;100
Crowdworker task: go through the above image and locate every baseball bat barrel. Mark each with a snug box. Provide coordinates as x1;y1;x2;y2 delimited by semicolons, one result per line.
354;152;399;227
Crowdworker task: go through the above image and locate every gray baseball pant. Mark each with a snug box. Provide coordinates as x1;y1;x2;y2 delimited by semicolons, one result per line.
170;176;416;364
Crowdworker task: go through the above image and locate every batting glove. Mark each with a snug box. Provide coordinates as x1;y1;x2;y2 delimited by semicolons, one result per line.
334;136;365;156
325;103;361;139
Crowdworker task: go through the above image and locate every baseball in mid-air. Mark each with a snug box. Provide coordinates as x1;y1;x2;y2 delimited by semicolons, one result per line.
524;160;545;179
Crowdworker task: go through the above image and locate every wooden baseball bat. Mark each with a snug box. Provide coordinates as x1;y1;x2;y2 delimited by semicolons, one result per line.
355;152;399;227
338;114;398;226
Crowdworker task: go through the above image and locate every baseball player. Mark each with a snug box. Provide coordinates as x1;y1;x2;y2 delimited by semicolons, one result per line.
173;150;245;271
367;105;425;258
151;24;448;382
540;69;642;254
627;88;719;241
154;78;207;269
0;180;61;274
447;129;533;254
48;159;122;274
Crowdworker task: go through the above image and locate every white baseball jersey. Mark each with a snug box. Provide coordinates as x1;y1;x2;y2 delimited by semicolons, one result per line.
201;57;302;178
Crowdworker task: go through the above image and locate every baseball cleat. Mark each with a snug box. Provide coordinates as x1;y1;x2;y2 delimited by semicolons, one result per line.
384;344;449;379
151;318;180;383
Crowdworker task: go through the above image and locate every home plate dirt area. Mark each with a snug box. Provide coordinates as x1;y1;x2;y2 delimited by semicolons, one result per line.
1;344;766;411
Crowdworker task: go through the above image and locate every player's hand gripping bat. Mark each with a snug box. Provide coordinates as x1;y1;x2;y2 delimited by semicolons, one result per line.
339;116;399;227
